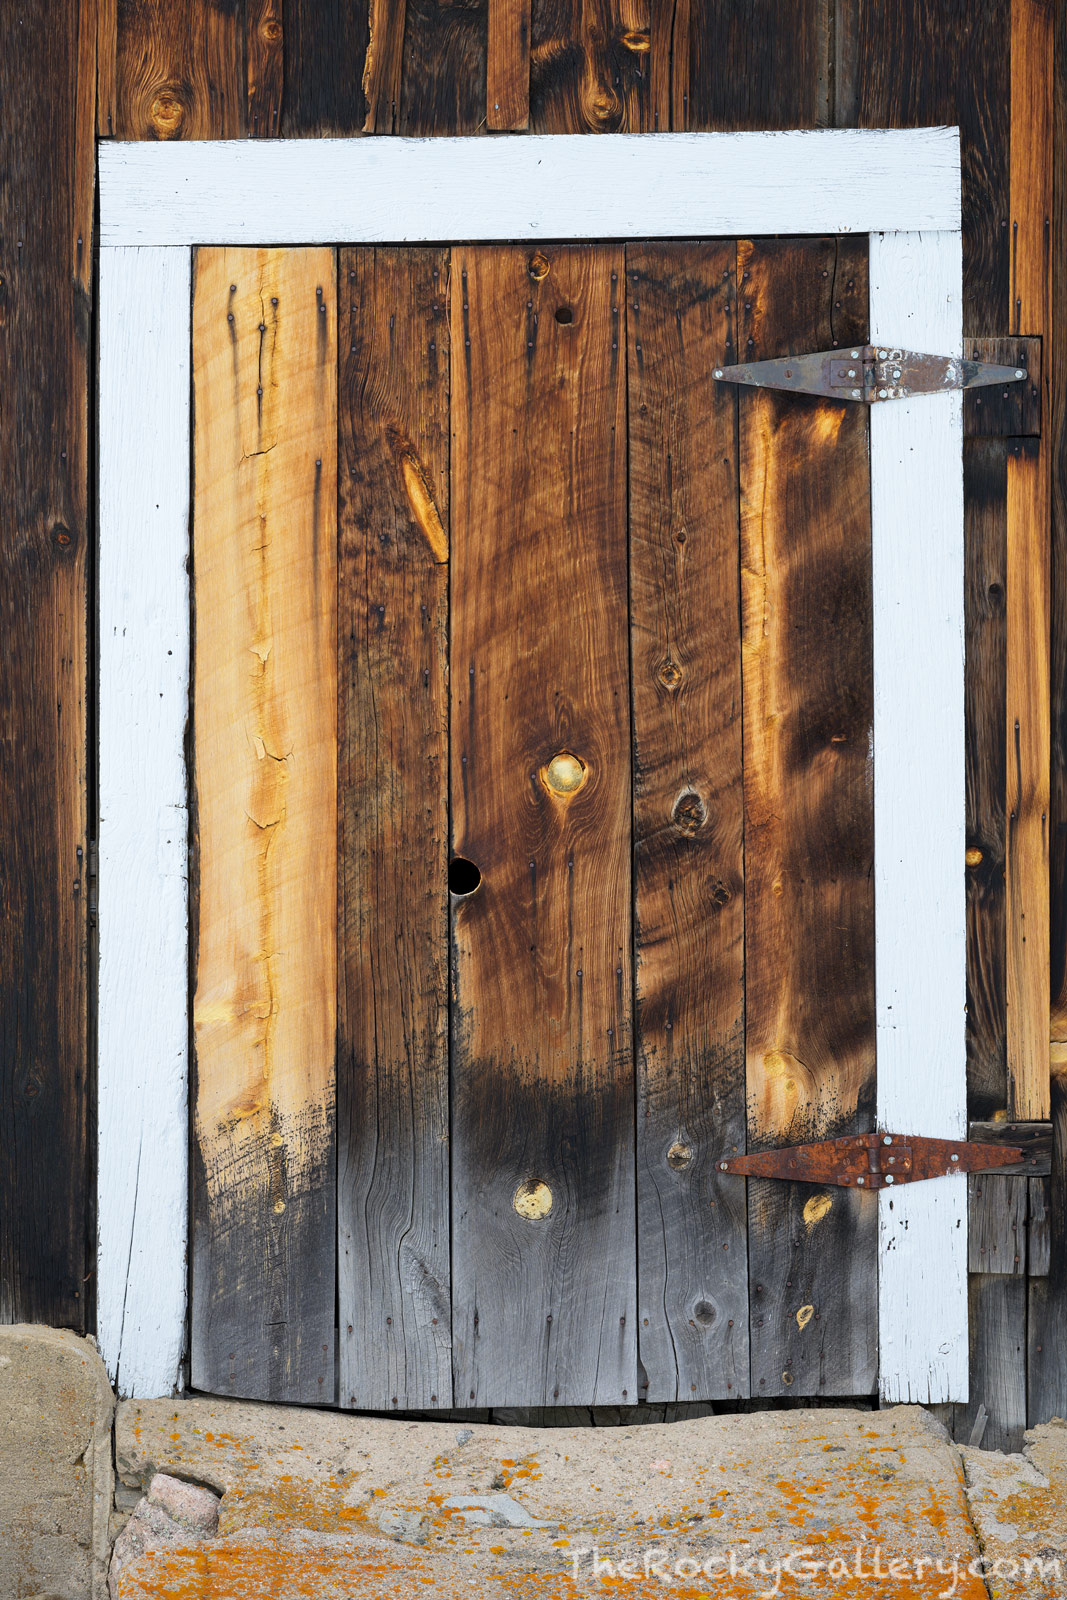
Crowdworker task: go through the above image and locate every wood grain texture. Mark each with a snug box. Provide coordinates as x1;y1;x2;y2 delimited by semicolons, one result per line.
969;1120;1053;1175
838;0;1010;333
399;0;486;135
650;0;688;131
627;242;747;1403
1006;0;1053;1121
97;247;191;1396
688;0;828;132
488;0;531;126
0;0;92;1330
1028;1052;1067;1421
530;0;649;131
449;244;635;1407
963;338;1042;438
964;440;1008;1116
248;0;285;136
738;235;877;1399
968;1174;1026;1273
1029;1174;1051;1276
363;0;407;131
114;0;245;138
279;0;368;133
1051;0;1067;1044
338;247;452;1411
964;1274;1028;1452
191;247;337;1403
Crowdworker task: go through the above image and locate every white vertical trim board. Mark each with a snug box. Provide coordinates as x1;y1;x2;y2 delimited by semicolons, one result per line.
96;130;966;1401
98;245;191;1398
871;229;967;1403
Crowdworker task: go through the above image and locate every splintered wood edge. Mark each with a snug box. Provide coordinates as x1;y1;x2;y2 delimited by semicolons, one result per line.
97;130;965;1403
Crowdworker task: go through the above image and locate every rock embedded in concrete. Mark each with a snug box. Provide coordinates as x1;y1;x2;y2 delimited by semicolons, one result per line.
147;1471;220;1534
0;1324;114;1600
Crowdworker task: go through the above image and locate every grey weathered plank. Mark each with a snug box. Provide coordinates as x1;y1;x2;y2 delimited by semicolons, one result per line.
968;1174;1026;1274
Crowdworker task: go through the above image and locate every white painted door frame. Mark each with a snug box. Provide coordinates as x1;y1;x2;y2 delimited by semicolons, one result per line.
96;128;966;1402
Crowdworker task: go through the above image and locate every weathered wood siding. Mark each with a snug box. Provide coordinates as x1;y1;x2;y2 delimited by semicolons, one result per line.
2;0;1063;1436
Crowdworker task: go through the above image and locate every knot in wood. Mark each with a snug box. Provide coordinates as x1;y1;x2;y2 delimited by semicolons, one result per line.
513;1180;553;1220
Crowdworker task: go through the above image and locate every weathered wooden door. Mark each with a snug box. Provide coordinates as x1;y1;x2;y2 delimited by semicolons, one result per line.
190;236;876;1410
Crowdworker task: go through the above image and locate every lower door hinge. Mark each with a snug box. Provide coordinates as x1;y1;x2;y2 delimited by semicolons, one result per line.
716;1132;1025;1190
713;345;1028;404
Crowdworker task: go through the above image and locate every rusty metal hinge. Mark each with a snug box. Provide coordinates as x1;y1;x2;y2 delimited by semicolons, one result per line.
713;346;1028;404
716;1132;1025;1190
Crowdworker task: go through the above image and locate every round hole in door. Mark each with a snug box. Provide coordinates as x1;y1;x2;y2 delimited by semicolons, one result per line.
555;306;574;324
449;856;482;896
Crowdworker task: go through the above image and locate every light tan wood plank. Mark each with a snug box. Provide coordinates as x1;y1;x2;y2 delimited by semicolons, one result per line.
191;246;337;1401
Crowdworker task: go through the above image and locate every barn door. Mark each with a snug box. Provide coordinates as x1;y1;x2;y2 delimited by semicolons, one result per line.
189;237;877;1410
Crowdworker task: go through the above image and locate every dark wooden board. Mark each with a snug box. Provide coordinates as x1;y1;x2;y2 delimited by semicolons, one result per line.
964;1274;1028;1452
113;0;246;138
0;0;93;1331
337;247;453;1410
488;0;531;127
529;0;649;131
968;1174;1026;1273
626;241;748;1403
449;244;636;1407
1029;1175;1051;1276
837;0;1010;333
964;440;1008;1116
281;0;369;133
738;235;877;1399
969;1119;1052;1175
687;0;829;131
963;339;1042;438
248;0;285;136
399;0;487;134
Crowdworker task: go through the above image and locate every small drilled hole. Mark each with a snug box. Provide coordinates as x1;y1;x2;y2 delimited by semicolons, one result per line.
449;857;482;896
555;306;574;324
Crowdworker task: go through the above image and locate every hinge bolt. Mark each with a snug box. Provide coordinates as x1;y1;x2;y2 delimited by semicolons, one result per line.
713;369;723;379
852;389;862;399
719;1161;728;1171
856;1176;865;1185
878;389;888;398
883;1135;892;1145
851;350;860;359
878;349;888;358
951;1152;959;1161
892;369;901;378
885;1175;895;1184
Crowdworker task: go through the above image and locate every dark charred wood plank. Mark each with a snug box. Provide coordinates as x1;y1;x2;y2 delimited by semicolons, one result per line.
114;0;246;138
969;1119;1052;1175
964;338;1042;438
738;236;876;1399
449;244;635;1407
0;0;93;1331
281;0;369;133
191;248;337;1402
529;0;650;132
399;0;486;134
248;0;285;136
968;1174;1026;1273
337;247;452;1411
964;440;1009;1116
837;0;1011;333
1028;1276;1067;1425
687;0;828;132
626;241;747;1403
650;0;687;130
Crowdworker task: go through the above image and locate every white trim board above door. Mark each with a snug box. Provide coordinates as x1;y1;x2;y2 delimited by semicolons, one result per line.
96;128;966;1404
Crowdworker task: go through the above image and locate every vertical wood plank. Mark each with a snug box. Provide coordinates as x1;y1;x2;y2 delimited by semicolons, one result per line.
488;0;531;127
1006;0;1053;1121
337;247;452;1411
399;0;486;134
965;439;1009;1115
626;241;748;1403
529;0;650;132
650;0;688;130
191;247;337;1403
688;0;827;132
968;1175;1026;1273
962;1275;1028;1452
280;0;369;133
0;0;92;1330
738;235;877;1399
362;0;408;131
1051;0;1067;1046
98;246;190;1395
871;228;968;1403
450;244;635;1407
248;0;285;137
114;0;245;138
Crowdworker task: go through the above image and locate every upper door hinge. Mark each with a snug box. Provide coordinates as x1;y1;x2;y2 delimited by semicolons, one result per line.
713;346;1028;404
716;1132;1025;1190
